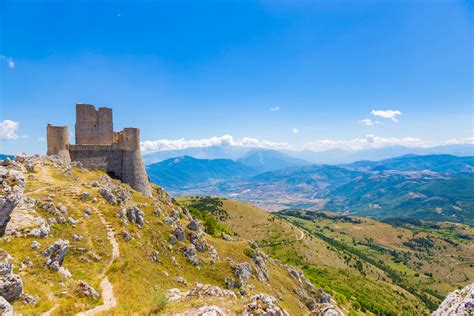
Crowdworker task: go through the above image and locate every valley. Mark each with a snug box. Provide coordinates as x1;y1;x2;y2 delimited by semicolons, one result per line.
178;197;474;314
150;154;474;225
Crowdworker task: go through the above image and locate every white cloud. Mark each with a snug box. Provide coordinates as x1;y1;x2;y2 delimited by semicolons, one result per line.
38;137;46;142
141;134;290;153
141;133;474;154
370;109;402;122
0;55;15;69
292;128;299;134
0;120;20;140
360;119;374;126
444;136;474;145
270;106;280;112
360;118;383;126
303;134;425;152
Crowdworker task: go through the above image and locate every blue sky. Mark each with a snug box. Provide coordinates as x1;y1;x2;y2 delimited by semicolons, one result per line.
0;0;472;155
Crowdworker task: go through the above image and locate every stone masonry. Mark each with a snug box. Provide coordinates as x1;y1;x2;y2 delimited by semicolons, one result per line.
47;103;152;196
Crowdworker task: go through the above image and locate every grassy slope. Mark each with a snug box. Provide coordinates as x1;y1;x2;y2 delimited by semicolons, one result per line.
178;197;429;315
279;210;474;310
3;162;314;315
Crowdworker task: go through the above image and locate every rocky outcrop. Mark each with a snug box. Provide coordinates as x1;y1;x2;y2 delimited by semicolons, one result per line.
0;296;13;316
432;283;474;316
0;250;23;302
126;205;145;228
0;166;25;236
243;294;289;316
168;283;237;302
76;280;100;299
226;262;253;295
43;239;69;272
286;266;343;314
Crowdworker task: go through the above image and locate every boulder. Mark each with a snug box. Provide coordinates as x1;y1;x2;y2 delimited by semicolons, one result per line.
76;280;99;299
243;294;289;316
43;239;69;271
126;205;145;228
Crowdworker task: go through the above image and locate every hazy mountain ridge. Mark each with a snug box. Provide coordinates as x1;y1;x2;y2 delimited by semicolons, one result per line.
142;144;474;165
152;154;474;224
146;156;257;188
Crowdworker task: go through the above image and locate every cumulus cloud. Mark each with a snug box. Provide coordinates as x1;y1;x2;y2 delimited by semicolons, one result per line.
141;134;290;153
303;134;425;152
370;109;402;122
270;106;280;112
292;128;299;134
0;120;20;140
0;55;15;69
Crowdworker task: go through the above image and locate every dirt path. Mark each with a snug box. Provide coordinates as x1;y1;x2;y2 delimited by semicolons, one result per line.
76;209;119;316
295;227;305;241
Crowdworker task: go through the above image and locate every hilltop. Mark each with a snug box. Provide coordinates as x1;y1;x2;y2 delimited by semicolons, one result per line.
0;155;343;315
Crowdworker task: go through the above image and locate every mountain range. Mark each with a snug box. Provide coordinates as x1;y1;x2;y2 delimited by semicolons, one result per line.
148;154;474;225
143;144;474;165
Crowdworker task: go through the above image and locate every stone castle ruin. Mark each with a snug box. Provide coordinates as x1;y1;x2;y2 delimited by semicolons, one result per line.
47;103;152;196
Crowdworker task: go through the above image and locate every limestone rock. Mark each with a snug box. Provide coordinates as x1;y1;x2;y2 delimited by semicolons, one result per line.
309;304;345;316
183;245;197;265
243;294;289;316
99;187;117;205
221;232;235;242
0;250;23;302
30;241;41;249
432;283;474;316
227;262;253;295
0;166;25;236
195;305;226;316
126;205;145;228
168;283;237;302
43;239;69;271
0;296;13;316
187;220;201;233
122;230;133;242
76;280;100;299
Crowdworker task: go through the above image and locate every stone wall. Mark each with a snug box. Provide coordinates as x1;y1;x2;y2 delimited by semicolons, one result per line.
69;144;123;178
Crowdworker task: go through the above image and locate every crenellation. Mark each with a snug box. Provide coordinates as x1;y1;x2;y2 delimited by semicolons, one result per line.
47;103;152;196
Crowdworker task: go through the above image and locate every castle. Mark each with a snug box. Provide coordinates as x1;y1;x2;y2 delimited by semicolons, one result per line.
47;103;152;196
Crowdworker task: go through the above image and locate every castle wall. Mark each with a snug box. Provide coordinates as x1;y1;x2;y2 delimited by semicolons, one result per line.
69;144;123;178
46;125;71;162
75;103;114;145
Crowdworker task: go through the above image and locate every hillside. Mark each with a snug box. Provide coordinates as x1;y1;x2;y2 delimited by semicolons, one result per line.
0;155;343;315
178;197;474;314
146;156;257;190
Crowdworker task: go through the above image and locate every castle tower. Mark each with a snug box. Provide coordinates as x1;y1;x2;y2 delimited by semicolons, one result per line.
46;124;71;162
119;128;152;196
75;103;114;145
